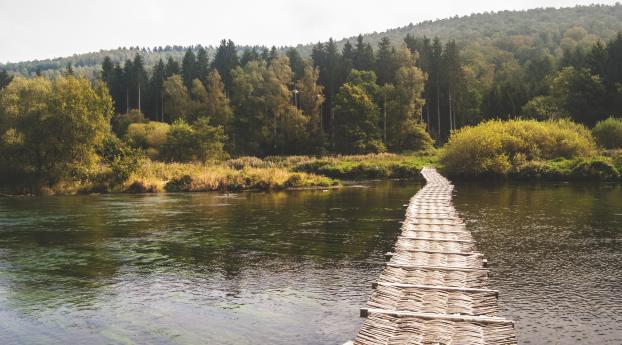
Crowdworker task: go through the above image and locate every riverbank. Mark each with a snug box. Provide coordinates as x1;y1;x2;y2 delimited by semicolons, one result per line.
2;149;621;196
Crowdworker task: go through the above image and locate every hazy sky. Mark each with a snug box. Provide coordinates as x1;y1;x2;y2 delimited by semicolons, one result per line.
0;0;618;63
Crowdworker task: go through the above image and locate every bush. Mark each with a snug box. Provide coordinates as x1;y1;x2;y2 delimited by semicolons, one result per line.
571;157;620;179
112;109;145;137
592;117;622;149
440;119;597;176
160;118;226;162
124;121;170;159
97;135;144;183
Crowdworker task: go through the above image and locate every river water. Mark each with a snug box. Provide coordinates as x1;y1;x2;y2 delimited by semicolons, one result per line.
0;181;620;344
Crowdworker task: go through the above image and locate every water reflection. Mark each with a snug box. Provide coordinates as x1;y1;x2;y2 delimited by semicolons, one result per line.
453;182;622;345
0;181;421;345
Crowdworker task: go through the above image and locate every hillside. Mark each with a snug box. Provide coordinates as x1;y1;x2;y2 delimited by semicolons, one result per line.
2;4;621;78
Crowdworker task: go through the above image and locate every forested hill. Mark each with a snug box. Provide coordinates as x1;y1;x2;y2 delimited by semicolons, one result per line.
315;3;622;56
2;4;622;78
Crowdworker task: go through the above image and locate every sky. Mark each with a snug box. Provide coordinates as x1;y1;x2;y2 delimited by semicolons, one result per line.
0;0;619;63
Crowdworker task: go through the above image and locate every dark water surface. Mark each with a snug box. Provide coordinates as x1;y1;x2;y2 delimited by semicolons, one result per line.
453;181;622;345
0;181;620;345
0;181;421;345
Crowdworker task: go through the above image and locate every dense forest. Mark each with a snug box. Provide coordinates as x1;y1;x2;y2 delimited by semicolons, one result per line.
1;4;622;191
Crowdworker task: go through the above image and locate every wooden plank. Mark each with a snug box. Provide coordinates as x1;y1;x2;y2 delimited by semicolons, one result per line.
359;308;515;325
386;249;484;256
387;262;489;272
371;281;499;296
398;235;476;243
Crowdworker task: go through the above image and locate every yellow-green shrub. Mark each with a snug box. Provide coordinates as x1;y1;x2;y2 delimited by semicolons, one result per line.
440;119;597;176
124;121;170;158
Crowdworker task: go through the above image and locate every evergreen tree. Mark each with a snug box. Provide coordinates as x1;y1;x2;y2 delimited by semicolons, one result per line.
212;39;240;95
181;48;197;90
342;41;355;80
375;37;397;85
101;56;114;85
268;46;279;64
165;57;180;77
286;48;305;81
354;34;375;71
149;59;166;121
241;47;260;65
196;47;210;85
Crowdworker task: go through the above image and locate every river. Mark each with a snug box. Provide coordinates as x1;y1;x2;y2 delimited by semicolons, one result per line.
0;181;620;344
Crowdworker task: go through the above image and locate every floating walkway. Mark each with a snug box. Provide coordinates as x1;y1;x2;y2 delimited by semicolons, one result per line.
348;167;517;345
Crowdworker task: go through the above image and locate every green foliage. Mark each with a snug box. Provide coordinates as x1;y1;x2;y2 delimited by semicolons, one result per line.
124;121;170;158
440;119;597;176
592;117;622;149
333;83;384;154
0;76;112;185
160;118;226;162
111;109;145;137
97;135;143;183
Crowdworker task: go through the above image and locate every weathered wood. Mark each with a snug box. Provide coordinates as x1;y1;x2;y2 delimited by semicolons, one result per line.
351;167;516;345
398;235;476;243
372;281;499;295
360;308;515;325
387;262;489;272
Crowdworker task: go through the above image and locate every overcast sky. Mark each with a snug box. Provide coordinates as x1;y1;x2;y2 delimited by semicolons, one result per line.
0;0;618;63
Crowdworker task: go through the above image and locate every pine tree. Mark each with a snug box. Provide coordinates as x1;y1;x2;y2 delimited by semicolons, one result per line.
212;39;240;95
342;41;355;80
101;56;114;85
149;59;166;121
354;35;375;71
241;47;260;65
286;48;305;81
165;57;180;77
181;48;197;90
196;47;210;86
375;37;397;85
268;46;279;64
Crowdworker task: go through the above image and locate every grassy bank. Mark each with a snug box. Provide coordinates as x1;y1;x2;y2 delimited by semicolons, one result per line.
438;119;622;181
291;152;437;179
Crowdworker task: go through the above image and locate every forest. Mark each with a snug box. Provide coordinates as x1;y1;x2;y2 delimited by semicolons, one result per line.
1;4;622;193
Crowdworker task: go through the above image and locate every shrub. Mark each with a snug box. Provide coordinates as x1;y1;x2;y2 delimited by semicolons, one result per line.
160;118;226;162
592;117;622;149
571;157;620;179
97;135;143;183
440;119;597;176
112;109;145;137
124;121;170;159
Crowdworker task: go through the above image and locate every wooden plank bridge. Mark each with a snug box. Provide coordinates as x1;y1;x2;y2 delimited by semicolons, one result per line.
346;167;517;345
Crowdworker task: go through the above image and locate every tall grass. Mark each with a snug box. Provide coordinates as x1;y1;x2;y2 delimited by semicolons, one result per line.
121;160;338;193
440;119;598;176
